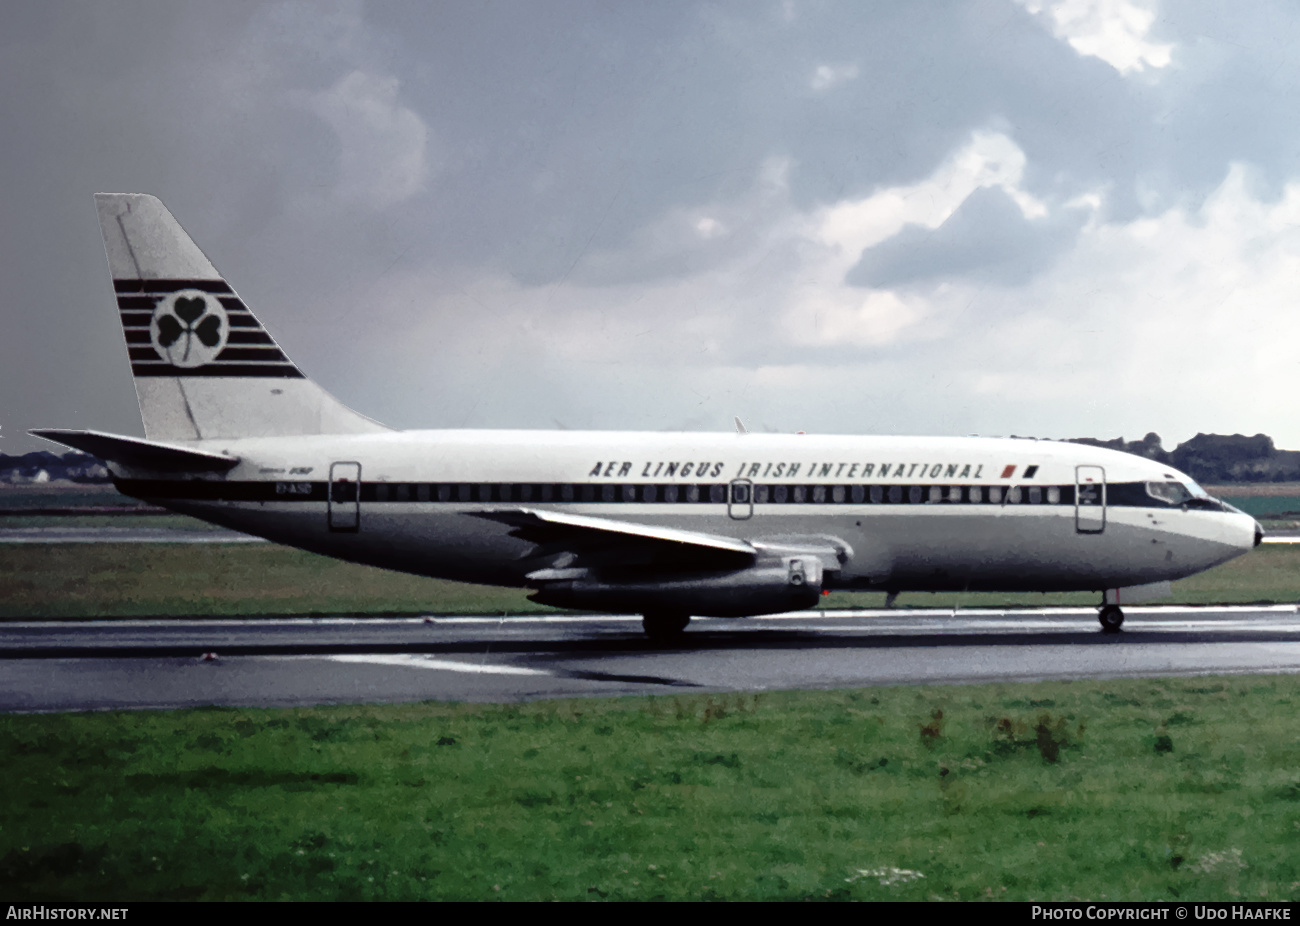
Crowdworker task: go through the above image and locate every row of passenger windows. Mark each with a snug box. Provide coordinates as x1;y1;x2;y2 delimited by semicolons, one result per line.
354;482;1082;506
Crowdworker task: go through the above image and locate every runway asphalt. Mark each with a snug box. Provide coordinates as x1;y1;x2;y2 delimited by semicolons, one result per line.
3;606;1299;712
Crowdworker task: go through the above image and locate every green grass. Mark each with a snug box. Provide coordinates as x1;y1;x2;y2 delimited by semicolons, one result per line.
1221;496;1300;519
0;514;223;530
3;677;1300;901
0;543;547;618
2;541;1297;619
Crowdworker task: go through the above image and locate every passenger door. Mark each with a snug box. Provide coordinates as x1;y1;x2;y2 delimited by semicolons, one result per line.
1075;465;1105;534
728;478;754;520
328;461;361;532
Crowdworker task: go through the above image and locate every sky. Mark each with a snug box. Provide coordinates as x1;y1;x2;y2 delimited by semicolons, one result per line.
5;0;1300;455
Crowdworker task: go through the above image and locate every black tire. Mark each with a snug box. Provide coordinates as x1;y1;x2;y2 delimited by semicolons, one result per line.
1098;605;1124;633
642;611;690;641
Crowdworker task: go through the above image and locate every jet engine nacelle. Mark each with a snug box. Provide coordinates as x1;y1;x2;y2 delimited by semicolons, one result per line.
528;556;825;617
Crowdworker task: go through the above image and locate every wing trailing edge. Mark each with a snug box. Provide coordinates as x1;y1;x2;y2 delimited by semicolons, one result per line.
466;507;758;570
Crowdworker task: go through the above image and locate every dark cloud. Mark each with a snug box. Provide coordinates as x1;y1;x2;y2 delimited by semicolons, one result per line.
845;186;1087;289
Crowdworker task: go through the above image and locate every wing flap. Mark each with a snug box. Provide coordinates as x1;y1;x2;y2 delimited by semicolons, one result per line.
29;428;239;472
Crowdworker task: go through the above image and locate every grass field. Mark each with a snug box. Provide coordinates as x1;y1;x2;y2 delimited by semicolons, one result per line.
2;676;1299;901
2;539;1299;619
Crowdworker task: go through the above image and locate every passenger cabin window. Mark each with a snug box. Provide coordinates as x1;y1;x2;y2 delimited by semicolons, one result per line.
970;486;983;503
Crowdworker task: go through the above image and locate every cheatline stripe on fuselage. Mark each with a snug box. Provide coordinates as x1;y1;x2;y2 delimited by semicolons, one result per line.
111;477;1185;511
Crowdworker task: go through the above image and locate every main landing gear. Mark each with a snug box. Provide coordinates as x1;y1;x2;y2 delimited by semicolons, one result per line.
1098;604;1124;633
642;611;690;642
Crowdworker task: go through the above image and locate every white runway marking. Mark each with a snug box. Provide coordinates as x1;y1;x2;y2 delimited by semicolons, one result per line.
324;654;550;676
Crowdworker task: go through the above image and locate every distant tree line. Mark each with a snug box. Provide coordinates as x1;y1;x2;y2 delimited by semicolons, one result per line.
3;435;1299;485
0;451;109;485
1068;432;1300;484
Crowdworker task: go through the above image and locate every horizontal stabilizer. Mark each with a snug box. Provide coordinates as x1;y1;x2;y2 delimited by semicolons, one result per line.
29;429;239;472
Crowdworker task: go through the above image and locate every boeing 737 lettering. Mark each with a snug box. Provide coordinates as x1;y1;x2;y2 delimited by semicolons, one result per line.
32;194;1263;638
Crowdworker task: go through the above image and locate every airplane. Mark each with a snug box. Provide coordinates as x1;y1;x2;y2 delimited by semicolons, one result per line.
32;194;1263;639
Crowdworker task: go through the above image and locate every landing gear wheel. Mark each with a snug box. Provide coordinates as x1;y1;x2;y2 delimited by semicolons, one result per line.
1098;605;1124;633
642;612;690;641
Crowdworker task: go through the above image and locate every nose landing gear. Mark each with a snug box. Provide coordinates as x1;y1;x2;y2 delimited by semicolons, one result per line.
1098;605;1124;633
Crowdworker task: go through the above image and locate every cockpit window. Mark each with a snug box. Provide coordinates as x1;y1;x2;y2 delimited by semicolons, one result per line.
1146;481;1195;506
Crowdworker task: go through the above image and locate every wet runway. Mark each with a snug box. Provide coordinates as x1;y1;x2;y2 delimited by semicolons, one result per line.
3;606;1300;712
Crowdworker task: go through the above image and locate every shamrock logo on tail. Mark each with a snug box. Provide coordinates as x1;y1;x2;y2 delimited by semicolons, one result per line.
150;290;229;368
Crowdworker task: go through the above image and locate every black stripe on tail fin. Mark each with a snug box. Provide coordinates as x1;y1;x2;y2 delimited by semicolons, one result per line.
114;280;304;379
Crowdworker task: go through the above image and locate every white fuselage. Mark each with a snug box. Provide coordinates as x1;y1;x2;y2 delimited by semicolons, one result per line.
111;430;1260;597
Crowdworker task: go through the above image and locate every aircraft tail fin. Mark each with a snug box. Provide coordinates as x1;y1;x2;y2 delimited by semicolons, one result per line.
96;193;389;441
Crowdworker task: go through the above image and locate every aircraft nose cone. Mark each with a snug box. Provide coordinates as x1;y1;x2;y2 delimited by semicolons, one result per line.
1255;520;1265;547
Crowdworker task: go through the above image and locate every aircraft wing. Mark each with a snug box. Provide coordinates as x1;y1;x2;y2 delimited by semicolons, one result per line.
467;508;758;571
